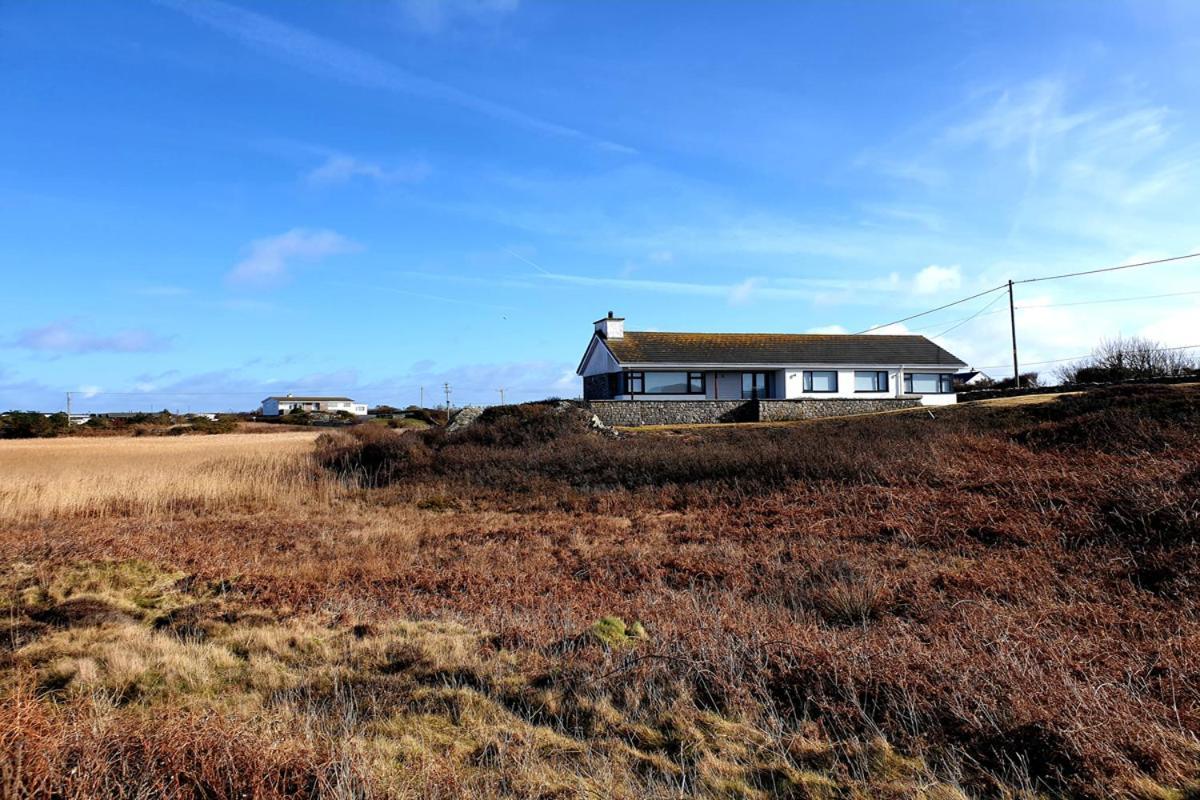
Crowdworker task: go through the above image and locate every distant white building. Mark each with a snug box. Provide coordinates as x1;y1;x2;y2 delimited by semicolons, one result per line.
261;395;368;416
953;370;993;387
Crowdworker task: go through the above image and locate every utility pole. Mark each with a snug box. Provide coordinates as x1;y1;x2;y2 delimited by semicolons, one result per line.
497;387;505;405
443;383;451;415
66;391;72;419
419;386;424;408
1008;279;1020;388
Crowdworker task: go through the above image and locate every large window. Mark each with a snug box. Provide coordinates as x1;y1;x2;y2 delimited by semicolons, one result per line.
854;370;889;392
624;371;705;395
741;372;770;399
803;370;838;393
904;373;954;394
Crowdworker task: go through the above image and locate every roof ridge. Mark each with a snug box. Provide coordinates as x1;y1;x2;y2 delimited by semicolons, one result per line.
625;330;927;339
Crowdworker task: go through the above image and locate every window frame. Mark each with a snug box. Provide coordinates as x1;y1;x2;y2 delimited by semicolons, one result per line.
624;370;706;396
903;372;955;394
853;370;889;393
802;370;839;394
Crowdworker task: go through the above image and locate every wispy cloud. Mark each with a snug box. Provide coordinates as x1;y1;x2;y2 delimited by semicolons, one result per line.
399;0;519;35
227;228;361;285
946;79;1094;178
532;270;918;306
305;154;431;186
157;0;632;153
727;277;763;306
10;321;171;354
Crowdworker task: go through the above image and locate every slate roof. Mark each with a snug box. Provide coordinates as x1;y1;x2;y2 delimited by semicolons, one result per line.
601;332;965;367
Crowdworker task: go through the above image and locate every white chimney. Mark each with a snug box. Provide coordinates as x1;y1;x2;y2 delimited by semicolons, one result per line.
593;311;624;339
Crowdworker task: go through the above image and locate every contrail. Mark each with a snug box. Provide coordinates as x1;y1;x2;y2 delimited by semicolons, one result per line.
155;0;635;155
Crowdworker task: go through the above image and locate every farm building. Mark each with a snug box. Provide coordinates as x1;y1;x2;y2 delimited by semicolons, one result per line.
261;395;368;416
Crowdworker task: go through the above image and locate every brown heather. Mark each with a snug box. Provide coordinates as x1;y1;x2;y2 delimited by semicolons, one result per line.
2;384;1199;799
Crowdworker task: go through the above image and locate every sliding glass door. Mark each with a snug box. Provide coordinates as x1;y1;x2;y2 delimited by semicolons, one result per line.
741;372;771;399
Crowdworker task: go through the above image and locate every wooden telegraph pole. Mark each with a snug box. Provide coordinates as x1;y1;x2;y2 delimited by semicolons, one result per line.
1008;280;1020;388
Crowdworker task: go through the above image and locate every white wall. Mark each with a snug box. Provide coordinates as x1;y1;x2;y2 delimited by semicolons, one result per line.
580;337;619;377
781;367;958;404
606;366;959;404
261;399;365;415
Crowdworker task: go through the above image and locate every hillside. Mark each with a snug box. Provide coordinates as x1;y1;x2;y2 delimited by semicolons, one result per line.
2;385;1198;799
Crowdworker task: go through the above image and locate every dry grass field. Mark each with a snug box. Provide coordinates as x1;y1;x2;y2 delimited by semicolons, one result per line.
1;386;1198;799
0;432;327;521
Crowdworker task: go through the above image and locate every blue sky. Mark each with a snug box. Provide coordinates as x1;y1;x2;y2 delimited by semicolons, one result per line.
3;0;1200;411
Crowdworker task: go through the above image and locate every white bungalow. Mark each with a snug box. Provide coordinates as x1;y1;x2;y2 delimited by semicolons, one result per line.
577;313;966;406
261;395;368;416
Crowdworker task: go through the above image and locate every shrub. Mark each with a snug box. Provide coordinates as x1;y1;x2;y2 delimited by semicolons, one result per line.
315;426;433;485
0;411;69;439
447;402;594;448
185;416;239;435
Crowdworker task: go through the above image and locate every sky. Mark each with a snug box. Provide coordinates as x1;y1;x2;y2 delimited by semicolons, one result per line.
2;0;1200;412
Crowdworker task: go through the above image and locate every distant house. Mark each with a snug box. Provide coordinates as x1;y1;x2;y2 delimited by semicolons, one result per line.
261;395;368;416
953;370;992;387
577;312;967;406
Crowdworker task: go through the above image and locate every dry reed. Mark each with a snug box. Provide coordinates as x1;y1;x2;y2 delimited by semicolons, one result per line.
0;432;339;521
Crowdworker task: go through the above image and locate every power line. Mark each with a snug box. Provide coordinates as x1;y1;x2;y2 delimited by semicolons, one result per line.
932;291;1007;337
853;283;1008;334
1013;251;1200;285
903;287;1200;334
1016;288;1200;310
855;251;1200;336
975;343;1200;372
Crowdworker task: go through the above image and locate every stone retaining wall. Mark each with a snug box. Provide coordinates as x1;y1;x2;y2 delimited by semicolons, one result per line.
588;398;920;427
756;398;920;422
588;400;755;427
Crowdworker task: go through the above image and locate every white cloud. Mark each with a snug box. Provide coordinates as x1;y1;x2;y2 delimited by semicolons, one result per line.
399;0;519;35
227;228;361;284
913;264;962;294
305;154;431;186
1138;300;1200;347
806;324;848;335
79;385;102;399
11;322;171;354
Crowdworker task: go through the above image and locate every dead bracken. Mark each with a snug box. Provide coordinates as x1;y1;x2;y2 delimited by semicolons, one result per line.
0;384;1198;798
